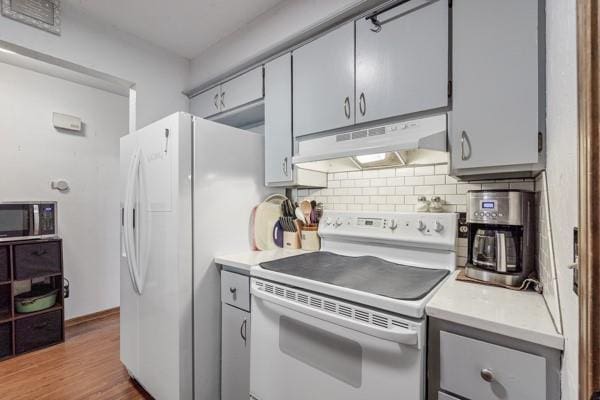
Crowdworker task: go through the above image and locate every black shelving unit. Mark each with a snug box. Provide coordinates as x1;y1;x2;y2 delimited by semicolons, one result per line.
0;238;64;361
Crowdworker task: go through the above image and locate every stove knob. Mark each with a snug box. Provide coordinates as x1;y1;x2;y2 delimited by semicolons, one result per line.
335;217;344;227
417;220;426;231
389;219;398;231
434;221;444;233
325;217;333;226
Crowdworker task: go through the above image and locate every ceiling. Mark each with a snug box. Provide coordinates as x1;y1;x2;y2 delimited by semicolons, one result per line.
63;0;287;59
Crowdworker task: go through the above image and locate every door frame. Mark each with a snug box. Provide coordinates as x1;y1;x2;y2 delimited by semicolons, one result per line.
577;0;600;399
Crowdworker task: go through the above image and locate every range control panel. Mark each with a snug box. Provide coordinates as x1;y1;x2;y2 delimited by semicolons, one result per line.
318;211;458;251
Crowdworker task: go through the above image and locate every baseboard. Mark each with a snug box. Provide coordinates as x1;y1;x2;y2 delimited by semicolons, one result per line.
65;307;120;327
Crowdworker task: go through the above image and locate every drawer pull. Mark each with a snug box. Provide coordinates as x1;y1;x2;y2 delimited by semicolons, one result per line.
480;368;495;382
32;250;48;257
229;287;237;294
33;322;49;330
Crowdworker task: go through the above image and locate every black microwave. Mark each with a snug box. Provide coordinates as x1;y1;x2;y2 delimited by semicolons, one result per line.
0;202;57;241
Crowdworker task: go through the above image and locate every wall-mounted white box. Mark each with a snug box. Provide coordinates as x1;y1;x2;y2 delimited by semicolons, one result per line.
53;112;81;131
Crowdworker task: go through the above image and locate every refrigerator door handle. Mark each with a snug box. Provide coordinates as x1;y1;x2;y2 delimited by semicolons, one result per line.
135;151;152;293
124;147;142;295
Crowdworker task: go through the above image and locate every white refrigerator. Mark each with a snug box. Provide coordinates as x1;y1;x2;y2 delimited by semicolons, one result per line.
120;112;275;400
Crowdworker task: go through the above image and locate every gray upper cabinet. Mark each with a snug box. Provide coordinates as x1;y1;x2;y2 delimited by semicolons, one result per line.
293;22;355;137
355;0;449;124
220;66;264;113
191;86;220;118
450;0;543;176
265;54;293;185
191;67;264;119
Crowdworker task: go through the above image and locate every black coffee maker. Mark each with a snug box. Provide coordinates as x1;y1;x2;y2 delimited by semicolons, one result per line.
465;190;535;286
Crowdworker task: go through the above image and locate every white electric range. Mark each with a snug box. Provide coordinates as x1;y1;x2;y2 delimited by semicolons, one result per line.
249;211;457;400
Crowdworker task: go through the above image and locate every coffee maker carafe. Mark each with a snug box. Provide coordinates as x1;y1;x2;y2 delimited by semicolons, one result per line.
465;190;534;286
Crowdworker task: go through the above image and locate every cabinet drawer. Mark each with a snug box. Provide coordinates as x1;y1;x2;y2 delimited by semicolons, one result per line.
15;310;63;354
13;241;61;280
220;67;264;112
221;270;250;311
0;246;9;282
440;331;546;400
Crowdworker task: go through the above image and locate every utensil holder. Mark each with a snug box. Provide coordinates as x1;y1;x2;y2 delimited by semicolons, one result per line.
283;231;301;249
300;224;320;251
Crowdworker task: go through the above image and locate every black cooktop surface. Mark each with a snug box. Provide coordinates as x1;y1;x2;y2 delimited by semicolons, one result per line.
259;252;450;301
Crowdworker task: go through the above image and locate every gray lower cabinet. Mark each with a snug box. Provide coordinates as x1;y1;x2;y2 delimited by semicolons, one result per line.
355;0;449;124
265;53;293;185
428;317;561;400
221;268;251;400
293;22;355;136
221;304;250;400
449;0;544;178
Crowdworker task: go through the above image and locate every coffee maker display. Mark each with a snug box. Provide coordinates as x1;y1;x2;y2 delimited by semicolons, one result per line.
465;190;535;286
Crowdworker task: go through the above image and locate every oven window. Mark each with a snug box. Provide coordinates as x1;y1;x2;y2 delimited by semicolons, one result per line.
0;206;30;237
279;316;363;388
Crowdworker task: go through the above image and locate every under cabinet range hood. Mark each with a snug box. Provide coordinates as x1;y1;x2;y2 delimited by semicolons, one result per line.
293;114;449;172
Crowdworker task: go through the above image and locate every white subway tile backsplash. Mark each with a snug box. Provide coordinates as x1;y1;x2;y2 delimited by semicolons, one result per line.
347;171;363;179
434;164;449;175
370;178;387;186
298;164;537;268
405;176;424;186
424;175;446;185
362;170;379;179
378;169;396;178
414;185;435;195
414;165;435;176
396;186;414;195
396;167;415;176
387;177;405;186
378;187;396;195
435;184;457;195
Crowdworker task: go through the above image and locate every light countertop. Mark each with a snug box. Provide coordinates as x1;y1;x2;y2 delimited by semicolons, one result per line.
215;249;310;274
426;271;564;350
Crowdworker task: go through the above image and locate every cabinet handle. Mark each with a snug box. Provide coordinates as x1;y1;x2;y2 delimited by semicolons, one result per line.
32;249;48;257
344;97;351;119
480;368;494;382
220;92;226;109
240;319;247;346
461;130;472;161
359;92;366;116
213;93;219;110
229;287;237;294
282;157;288;176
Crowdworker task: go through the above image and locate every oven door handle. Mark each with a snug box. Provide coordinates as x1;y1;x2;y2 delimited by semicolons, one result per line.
251;287;419;347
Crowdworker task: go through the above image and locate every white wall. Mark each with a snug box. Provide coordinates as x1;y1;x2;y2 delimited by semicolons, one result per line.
0;62;129;319
189;0;368;88
546;0;579;398
0;4;189;129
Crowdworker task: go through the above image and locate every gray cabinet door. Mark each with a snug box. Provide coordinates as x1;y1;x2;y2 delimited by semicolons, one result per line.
450;0;540;170
191;86;221;118
265;54;293;185
220;67;264;112
293;22;355;136
356;0;449;124
221;304;250;400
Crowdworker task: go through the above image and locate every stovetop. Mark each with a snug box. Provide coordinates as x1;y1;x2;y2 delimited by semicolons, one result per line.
251;211;457;318
259;252;449;301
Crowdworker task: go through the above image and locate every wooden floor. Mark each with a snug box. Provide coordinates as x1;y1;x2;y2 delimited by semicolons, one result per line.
0;311;152;400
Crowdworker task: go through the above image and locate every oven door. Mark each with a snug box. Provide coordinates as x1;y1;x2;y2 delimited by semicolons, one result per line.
0;204;33;240
250;280;425;400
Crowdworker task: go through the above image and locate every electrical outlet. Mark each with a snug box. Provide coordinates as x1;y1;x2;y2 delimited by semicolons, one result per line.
457;212;468;238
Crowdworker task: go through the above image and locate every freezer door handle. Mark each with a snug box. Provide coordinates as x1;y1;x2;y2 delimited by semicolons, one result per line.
251;287;419;347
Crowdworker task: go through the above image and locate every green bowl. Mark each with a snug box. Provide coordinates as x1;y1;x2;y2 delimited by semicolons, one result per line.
15;285;59;314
